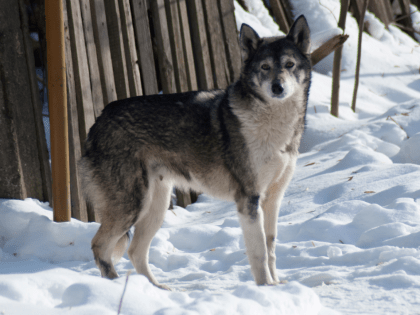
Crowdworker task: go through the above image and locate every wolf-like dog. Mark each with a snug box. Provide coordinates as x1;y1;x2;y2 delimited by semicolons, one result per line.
79;15;311;289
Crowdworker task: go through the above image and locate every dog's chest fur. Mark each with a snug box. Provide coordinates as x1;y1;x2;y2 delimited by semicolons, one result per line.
232;96;304;192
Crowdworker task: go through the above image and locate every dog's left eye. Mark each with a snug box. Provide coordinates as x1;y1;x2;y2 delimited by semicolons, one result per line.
261;64;270;70
286;61;295;68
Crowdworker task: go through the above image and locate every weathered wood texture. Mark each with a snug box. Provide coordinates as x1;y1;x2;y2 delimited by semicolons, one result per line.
311;34;349;66
269;0;291;33
119;0;143;96
90;0;117;104
331;0;350;118
218;0;241;82
178;0;198;90
131;0;159;95
187;0;214;90
104;0;130;99
80;0;105;118
397;0;416;39
66;0;95;143
63;0;89;222
202;0;230;89
0;0;47;201
19;0;52;203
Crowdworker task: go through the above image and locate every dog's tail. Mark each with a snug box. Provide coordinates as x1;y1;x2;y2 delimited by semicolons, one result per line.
111;230;132;264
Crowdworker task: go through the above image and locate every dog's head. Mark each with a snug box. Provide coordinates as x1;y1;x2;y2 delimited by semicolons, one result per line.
239;15;311;101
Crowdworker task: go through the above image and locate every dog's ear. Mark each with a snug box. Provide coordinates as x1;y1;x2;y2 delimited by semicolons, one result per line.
286;15;311;56
240;24;260;63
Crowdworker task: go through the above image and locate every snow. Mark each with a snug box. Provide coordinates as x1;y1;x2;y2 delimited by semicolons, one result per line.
1;0;420;314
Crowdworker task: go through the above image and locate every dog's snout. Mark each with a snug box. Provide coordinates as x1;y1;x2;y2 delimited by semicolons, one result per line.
272;82;284;95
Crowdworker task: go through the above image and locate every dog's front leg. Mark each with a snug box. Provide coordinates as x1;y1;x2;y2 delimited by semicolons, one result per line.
261;162;296;283
237;195;274;285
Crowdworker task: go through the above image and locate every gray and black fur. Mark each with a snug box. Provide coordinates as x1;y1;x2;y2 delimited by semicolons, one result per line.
79;15;311;289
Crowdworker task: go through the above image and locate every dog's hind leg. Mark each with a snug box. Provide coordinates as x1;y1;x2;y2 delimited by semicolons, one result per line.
128;179;172;290
236;195;274;285
261;162;295;283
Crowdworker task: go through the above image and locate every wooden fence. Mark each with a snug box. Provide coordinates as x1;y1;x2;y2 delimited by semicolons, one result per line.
2;0;420;223
62;0;242;221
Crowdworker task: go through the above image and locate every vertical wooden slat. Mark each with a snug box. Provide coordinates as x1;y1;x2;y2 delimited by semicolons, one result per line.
80;0;104;118
130;0;159;95
90;0;117;104
368;0;392;28
47;0;71;221
186;0;213;90
269;0;290;33
202;0;229;89
218;0;242;83
103;0;130;100
66;0;95;142
178;0;198;91
19;0;52;203
397;0;416;39
119;0;143;97
151;0;177;94
63;0;89;222
331;0;350;118
0;0;46;201
165;0;189;92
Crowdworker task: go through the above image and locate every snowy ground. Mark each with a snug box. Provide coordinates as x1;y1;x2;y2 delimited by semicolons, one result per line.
2;0;420;314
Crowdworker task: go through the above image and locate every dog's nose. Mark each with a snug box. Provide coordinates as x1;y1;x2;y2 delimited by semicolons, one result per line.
272;83;284;95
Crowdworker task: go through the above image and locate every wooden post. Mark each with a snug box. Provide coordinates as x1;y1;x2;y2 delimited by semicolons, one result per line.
351;0;369;112
330;0;349;118
46;0;71;222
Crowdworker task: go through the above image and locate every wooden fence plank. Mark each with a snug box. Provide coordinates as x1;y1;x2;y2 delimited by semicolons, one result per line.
66;0;95;142
90;0;117;104
269;0;290;33
368;0;392;28
151;0;177;94
397;0;416;38
119;0;143;97
130;0;159;95
218;0;242;83
0;0;44;200
202;0;229;89
104;0;130;100
63;0;89;221
165;0;189;92
80;0;104;118
186;0;213;90
178;0;198;91
19;0;52;203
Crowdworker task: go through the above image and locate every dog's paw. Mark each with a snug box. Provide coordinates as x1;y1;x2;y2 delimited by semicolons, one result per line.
156;283;172;291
